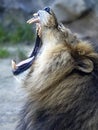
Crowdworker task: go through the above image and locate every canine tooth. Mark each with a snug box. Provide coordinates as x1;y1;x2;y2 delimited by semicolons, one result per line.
12;60;17;70
27;18;34;24
27;18;40;24
33;13;38;17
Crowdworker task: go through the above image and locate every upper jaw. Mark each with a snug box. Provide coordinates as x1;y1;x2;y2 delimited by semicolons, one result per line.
27;7;52;25
27;8;58;29
27;13;40;24
26;10;51;37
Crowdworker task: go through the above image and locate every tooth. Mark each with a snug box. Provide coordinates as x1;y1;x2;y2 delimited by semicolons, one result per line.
12;60;17;70
27;13;38;24
16;57;34;66
33;13;38;17
27;18;40;24
27;18;34;24
27;12;39;24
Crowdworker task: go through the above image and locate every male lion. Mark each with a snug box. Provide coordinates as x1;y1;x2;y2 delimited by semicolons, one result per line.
12;7;98;130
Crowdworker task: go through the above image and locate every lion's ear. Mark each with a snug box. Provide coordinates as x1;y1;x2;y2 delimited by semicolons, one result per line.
77;59;94;73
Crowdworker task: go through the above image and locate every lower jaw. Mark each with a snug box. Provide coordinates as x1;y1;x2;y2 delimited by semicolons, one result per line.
12;34;41;75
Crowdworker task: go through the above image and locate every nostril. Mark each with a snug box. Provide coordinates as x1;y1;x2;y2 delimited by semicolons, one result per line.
44;7;51;14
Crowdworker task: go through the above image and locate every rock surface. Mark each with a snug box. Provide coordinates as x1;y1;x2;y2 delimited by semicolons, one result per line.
52;0;95;22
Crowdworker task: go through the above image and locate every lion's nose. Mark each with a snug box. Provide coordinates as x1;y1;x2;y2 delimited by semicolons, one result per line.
44;7;51;14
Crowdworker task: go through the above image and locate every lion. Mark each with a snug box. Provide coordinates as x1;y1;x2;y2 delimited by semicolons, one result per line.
12;7;98;130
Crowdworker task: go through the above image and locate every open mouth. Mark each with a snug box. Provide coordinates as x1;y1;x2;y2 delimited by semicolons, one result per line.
12;7;52;75
12;12;41;75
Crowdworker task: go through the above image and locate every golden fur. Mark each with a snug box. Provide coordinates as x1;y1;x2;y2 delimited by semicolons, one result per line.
16;9;98;130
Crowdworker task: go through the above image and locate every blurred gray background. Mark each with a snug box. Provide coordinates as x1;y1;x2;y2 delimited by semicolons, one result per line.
0;0;98;130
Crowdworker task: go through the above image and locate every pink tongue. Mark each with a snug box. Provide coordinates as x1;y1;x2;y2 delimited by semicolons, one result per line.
27;17;40;24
